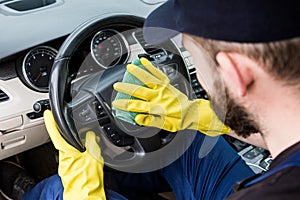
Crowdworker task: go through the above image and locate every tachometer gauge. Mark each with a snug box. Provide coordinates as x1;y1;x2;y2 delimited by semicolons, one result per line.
91;29;129;68
22;46;57;92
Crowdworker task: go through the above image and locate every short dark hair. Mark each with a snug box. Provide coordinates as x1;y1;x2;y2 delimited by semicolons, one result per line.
188;34;300;86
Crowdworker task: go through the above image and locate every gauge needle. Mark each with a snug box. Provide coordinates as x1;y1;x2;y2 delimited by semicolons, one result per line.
34;71;42;82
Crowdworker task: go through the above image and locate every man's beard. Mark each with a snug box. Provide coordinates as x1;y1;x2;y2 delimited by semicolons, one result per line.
210;79;260;138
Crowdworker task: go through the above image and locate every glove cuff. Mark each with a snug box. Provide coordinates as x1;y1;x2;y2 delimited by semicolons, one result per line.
194;99;230;136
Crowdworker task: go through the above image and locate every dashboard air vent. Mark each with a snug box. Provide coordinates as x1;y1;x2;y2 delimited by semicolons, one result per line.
4;0;56;11
0;89;9;102
133;30;165;56
180;49;208;100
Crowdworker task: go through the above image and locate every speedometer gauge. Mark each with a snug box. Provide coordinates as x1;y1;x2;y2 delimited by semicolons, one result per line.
91;29;129;68
22;46;57;92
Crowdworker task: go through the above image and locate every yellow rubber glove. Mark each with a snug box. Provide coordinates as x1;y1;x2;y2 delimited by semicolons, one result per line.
43;110;106;200
112;58;230;136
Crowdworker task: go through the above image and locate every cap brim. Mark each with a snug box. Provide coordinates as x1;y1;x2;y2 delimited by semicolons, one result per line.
143;0;180;45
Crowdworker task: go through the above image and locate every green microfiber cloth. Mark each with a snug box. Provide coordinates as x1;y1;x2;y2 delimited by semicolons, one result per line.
112;58;147;125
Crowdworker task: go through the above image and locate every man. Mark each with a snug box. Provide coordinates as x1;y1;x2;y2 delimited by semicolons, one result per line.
113;0;300;199
3;0;300;199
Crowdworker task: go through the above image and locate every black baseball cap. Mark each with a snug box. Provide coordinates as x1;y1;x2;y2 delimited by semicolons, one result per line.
143;0;300;45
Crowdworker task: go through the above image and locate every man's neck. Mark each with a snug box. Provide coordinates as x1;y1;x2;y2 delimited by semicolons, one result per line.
258;89;300;158
265;133;300;159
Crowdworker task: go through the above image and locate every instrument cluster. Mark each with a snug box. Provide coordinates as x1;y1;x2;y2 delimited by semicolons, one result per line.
20;29;131;92
21;46;57;92
90;29;130;69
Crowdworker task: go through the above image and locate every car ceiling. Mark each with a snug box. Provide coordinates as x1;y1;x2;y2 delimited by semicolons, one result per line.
0;0;163;60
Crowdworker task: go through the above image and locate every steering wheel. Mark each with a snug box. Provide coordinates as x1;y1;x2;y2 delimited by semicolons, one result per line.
49;14;197;173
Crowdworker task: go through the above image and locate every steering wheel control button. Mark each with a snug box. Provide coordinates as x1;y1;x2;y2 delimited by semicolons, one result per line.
72;100;109;126
104;125;122;145
79;107;91;118
103;125;134;147
77;106;93;123
93;100;106;119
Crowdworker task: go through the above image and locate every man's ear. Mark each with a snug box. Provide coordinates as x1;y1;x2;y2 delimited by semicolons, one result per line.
216;52;254;97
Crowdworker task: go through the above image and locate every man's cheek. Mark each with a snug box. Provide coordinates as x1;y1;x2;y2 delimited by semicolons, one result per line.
195;68;208;92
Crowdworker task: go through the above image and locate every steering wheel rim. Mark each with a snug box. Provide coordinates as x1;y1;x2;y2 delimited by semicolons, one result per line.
49;14;198;172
